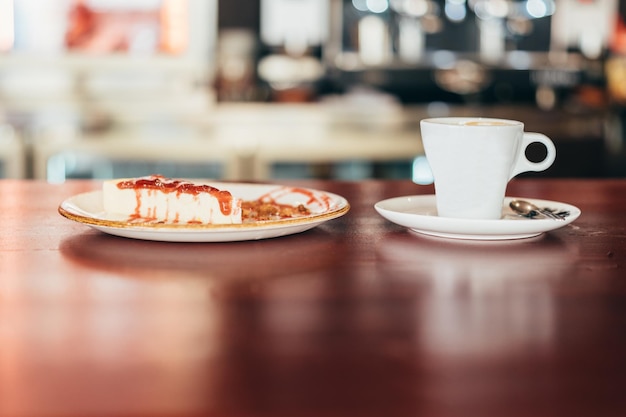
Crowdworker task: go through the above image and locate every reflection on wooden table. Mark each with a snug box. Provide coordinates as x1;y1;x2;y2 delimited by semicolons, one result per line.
1;178;625;417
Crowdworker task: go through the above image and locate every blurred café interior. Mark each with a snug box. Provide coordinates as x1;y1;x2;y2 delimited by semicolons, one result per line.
0;0;625;183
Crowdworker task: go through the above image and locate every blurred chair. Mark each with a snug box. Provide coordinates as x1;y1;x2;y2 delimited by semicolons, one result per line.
32;122;241;182
252;133;422;180
218;103;423;181
0;123;25;179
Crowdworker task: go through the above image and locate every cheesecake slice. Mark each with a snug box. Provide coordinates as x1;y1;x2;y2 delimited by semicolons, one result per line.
103;175;242;224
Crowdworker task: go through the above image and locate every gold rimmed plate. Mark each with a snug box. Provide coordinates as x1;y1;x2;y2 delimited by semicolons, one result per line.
59;182;350;242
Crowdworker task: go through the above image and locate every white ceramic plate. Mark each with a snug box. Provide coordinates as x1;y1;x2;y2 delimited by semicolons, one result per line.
374;195;581;240
59;183;350;242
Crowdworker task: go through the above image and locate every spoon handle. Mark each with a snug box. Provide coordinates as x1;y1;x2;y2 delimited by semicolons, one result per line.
537;207;566;221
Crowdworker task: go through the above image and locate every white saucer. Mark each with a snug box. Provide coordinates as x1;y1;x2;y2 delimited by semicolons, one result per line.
374;195;581;240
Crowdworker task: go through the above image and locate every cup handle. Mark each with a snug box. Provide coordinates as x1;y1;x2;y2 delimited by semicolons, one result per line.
509;132;556;179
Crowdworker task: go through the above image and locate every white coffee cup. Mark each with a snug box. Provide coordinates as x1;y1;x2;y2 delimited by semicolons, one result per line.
420;117;556;220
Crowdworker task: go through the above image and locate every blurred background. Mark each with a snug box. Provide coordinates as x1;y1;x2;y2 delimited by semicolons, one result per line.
0;0;625;182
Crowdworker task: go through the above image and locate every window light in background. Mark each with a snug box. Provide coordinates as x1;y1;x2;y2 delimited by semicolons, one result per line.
160;0;188;55
0;0;14;52
260;0;328;56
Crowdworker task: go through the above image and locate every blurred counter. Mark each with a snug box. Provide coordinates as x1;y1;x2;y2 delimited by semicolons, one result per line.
20;102;611;181
32;102;422;181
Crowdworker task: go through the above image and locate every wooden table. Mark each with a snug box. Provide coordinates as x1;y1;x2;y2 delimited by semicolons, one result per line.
1;178;625;417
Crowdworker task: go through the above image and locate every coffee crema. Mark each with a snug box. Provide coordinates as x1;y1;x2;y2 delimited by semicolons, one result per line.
463;120;514;126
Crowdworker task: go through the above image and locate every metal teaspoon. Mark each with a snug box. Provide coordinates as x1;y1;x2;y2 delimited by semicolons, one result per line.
509;200;566;220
